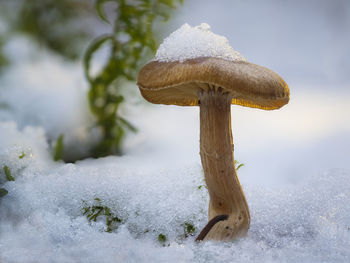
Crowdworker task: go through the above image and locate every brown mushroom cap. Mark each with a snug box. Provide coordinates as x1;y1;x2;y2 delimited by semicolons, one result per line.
137;57;289;110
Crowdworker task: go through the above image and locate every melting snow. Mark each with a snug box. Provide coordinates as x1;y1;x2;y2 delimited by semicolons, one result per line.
155;23;246;62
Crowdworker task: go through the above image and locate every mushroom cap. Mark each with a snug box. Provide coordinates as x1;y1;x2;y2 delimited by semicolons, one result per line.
137;57;289;110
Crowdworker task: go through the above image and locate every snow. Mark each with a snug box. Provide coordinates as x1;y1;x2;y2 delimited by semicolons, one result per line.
155;23;246;62
0;37;100;160
1;121;350;263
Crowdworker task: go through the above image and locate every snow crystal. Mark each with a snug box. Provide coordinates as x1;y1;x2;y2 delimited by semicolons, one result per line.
155;23;246;62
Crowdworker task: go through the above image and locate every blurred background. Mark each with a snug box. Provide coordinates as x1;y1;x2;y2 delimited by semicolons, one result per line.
170;0;350;187
0;0;349;187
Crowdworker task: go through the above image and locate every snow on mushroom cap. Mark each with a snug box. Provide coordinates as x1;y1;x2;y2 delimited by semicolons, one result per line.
155;23;246;63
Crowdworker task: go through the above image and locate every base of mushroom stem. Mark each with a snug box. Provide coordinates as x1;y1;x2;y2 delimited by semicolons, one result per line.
195;214;228;241
195;213;249;242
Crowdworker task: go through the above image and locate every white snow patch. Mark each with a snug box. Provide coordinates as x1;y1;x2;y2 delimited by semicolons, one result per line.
155;23;246;62
1;122;350;263
0;37;100;159
0;122;54;183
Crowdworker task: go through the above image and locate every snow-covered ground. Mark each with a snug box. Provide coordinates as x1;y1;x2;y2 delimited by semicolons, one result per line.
1;8;350;263
1;119;350;262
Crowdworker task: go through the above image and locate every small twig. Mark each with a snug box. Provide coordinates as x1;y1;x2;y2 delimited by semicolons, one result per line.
195;214;229;241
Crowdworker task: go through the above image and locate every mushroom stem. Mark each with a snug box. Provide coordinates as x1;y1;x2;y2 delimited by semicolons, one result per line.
198;88;250;241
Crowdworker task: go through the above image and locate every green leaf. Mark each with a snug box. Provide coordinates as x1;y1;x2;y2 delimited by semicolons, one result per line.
184;222;195;234
113;216;121;223
95;0;114;24
82;197;122;232
158;233;167;243
3;165;14;181
19;152;26;159
109;95;124;104
118;117;137;132
0;188;8;198
234;160;245;171
82;207;90;215
83;34;113;83
90;208;103;221
53;134;64;161
236;163;244;171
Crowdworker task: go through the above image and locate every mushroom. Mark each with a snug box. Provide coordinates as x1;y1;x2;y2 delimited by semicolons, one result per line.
137;58;289;241
137;57;289;241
